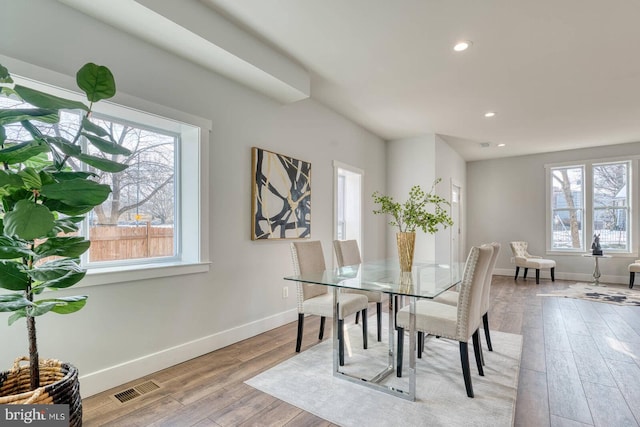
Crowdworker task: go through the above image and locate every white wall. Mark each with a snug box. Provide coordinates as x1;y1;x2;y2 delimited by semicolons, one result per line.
385;134;465;264
0;0;386;397
467;141;640;284
435;135;467;264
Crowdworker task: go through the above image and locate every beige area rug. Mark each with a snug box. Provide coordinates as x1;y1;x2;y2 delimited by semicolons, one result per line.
537;283;640;306
246;321;523;427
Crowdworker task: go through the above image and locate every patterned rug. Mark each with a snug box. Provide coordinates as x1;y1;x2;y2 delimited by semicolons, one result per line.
537;283;640;306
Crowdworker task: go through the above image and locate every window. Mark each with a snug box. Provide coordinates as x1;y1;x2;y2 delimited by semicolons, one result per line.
3;71;210;284
333;162;363;249
592;161;630;251
550;165;584;250
547;159;634;254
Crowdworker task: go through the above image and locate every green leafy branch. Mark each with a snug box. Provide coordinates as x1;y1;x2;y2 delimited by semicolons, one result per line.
372;178;453;233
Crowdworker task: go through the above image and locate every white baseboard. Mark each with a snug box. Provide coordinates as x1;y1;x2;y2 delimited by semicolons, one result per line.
79;308;298;398
493;268;629;285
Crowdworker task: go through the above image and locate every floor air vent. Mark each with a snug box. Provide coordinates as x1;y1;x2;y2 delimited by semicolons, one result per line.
112;380;160;404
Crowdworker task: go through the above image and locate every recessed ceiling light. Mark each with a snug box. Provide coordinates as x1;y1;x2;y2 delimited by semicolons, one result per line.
453;41;472;52
484;111;496;118
497;143;506;147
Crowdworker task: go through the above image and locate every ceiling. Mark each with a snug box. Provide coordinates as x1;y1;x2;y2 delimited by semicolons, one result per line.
202;0;640;161
64;0;640;162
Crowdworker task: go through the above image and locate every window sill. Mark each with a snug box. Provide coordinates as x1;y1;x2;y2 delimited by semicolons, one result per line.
76;261;211;288
546;250;638;259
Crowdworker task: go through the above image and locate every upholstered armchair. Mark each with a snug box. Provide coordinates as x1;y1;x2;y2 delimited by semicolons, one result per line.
509;241;555;285
628;260;640;289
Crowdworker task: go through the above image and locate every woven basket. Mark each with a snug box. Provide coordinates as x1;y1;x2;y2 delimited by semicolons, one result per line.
0;357;82;427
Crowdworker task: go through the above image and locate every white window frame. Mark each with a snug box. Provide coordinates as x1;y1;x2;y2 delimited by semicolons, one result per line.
5;59;211;287
333;161;364;257
545;156;637;257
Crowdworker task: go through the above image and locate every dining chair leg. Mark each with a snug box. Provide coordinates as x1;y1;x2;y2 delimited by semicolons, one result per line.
361;309;368;349
472;329;484;376
417;332;424;359
396;327;404;377
376;302;382;342
630;272;635;289
295;313;304;352
319;316;326;340
338;318;345;366
551;267;555;282
459;342;474;398
355;311;360;324
523;268;529;279
514;266;519;280
535;269;540;285
483;312;493;351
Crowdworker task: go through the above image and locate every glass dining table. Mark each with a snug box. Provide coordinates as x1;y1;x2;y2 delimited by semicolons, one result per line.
284;259;463;401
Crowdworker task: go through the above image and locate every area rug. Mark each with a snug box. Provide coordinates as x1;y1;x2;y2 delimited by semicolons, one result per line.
246;322;522;427
537;283;640;306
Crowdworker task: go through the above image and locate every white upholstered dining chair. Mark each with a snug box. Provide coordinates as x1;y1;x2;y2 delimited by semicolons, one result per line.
396;245;494;398
333;240;384;342
290;241;369;366
434;242;501;353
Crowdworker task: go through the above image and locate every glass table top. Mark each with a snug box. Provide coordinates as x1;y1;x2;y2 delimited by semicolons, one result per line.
284;259;464;299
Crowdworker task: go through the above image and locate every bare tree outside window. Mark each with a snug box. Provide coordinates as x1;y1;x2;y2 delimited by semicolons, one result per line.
2;94;177;262
593;162;628;250
551;166;584;249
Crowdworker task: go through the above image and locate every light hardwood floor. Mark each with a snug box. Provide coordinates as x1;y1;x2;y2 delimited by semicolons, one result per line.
83;276;640;426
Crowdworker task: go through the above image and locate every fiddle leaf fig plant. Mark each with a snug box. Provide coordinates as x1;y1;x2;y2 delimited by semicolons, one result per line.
0;62;130;390
372;178;453;233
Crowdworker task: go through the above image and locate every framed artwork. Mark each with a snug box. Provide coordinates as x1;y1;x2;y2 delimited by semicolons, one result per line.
251;147;311;240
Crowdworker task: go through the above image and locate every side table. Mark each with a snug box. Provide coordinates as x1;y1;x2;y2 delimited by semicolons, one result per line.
582;254;612;286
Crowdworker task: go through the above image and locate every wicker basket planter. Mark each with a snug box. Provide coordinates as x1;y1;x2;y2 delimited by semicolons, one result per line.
0;357;82;427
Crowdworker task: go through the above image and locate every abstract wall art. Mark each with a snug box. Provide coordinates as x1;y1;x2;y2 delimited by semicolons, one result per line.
251;147;311;240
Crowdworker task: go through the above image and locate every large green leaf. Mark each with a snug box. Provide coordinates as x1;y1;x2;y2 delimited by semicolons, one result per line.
44;136;81;157
0;140;49;165
47;296;88;314
33;236;90;259
26;301;58;317
0;108;59;125
0;125;5;144
76;63;116;102
28;258;85;283
81;117;110;138
0;295;34;312
74;153;128;172
0;63;13;83
52;171;97;181
0;261;29;291
0;170;24;188
18;167;41;189
82;132;132;156
32;268;86;290
0;236;33;259
42;199;94;216
51;216;83;234
13;85;88;112
3;200;55;240
40;179;111;206
8;309;26;325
